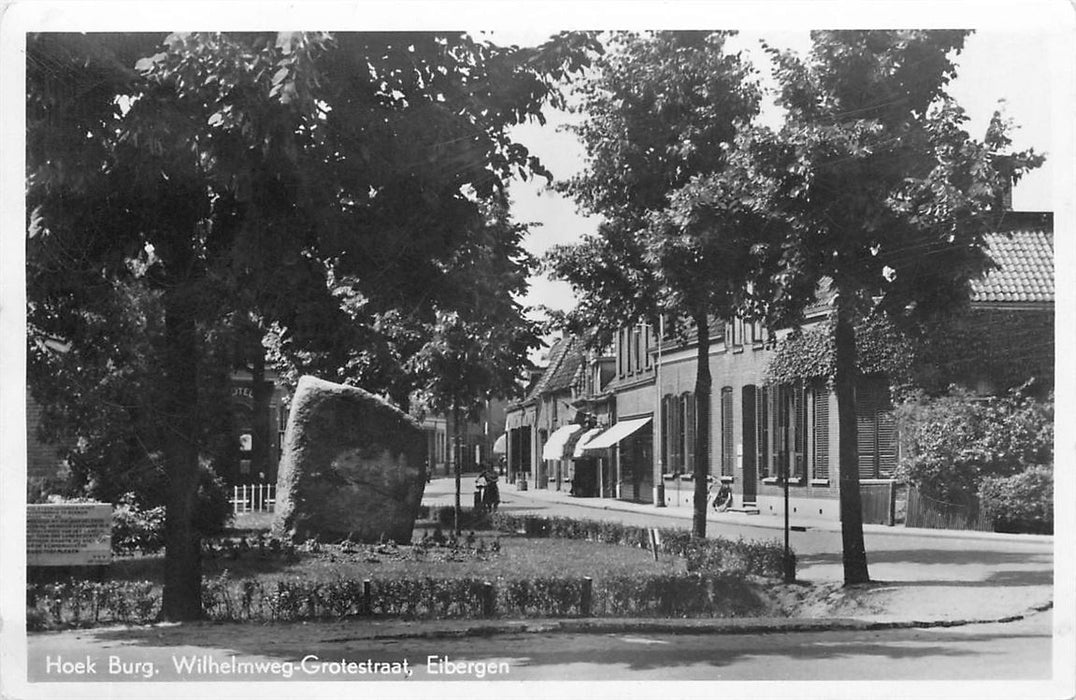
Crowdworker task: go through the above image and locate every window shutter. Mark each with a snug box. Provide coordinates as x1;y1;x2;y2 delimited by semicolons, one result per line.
670;395;681;473
676;394;686;473
856;382;879;479
877;410;898;478
794;384;807;480
776;385;790;478
813;385;830;480
684;393;696;474
721;387;734;476
758;385;770;478
660;395;669;473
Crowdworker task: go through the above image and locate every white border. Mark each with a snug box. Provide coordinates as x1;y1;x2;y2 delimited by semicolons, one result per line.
2;2;1074;699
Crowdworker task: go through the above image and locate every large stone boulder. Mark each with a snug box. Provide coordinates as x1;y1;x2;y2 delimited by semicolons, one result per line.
272;376;427;544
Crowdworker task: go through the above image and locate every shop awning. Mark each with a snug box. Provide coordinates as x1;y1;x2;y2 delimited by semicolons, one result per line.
541;424;582;461
582;417;652;451
492;433;507;455
571;427;604;458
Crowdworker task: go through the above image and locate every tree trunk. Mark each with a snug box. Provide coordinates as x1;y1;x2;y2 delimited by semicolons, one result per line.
250;336;272;481
452;403;462;536
692;312;712;538
834;297;870;585
160;292;204;621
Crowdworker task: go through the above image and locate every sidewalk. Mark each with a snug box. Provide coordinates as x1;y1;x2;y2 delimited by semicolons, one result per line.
456;479;1053;544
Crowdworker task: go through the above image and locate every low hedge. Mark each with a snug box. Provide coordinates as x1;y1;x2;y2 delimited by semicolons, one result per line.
27;570;772;629
488;513;792;579
26;580;159;630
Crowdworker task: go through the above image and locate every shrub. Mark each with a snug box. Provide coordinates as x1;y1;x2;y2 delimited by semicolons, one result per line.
434;506;491;531
111;493;166;555
193;461;233;537
683;537;790;579
978;465;1053;534
26;579;160;630
594;574;768;617
896;386;1053;502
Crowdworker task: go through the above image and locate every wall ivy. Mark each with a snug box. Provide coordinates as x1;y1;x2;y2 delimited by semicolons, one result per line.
764;312;916;387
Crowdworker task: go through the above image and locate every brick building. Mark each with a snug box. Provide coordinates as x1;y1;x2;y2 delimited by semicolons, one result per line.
566;212;1054;520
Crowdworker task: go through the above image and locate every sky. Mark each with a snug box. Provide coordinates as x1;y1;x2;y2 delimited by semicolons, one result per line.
497;28;1064;323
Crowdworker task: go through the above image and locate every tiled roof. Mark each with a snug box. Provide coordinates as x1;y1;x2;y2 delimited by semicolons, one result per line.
521;336;572;404
972;227;1054;304
544;338;584;393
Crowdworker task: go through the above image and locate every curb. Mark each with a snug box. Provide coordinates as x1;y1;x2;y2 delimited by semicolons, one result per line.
321;601;1053;643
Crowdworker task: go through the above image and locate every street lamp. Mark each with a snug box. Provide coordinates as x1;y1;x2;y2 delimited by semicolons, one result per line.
782;409;795;583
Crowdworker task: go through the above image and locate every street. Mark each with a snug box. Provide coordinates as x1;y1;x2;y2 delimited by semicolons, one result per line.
25;611;1052;682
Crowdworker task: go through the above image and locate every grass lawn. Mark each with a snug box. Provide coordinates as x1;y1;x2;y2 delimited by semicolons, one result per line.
29;512;800;628
105;514;687;586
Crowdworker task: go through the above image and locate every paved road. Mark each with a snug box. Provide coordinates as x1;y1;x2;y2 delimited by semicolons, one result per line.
26;611;1053;682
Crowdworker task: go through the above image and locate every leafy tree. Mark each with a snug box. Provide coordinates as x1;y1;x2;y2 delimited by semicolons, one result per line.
27;31;597;619
728;30;1044;583
545;31;768;537
408;200;540;533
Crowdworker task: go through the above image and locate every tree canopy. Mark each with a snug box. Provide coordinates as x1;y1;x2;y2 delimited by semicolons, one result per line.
727;30;1044;583
544;31;772;537
547;31;767;341
27;30;598;619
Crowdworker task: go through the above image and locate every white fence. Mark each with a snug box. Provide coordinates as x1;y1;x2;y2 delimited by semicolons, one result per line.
231;483;276;514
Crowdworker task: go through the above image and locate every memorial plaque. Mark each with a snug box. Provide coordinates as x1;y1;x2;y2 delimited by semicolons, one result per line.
27;503;112;566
